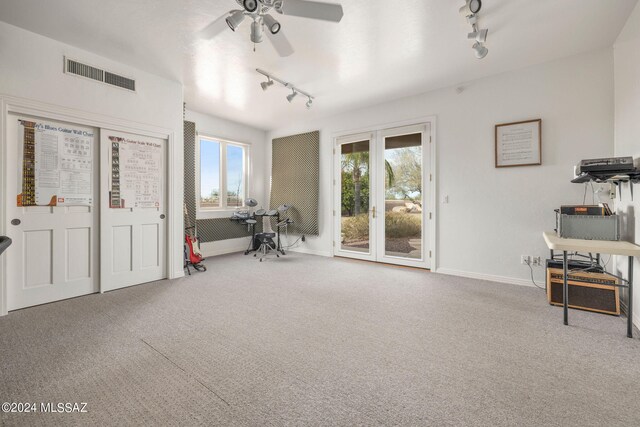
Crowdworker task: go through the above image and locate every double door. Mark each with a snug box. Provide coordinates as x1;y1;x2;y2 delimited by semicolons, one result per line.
4;114;167;311
334;124;431;269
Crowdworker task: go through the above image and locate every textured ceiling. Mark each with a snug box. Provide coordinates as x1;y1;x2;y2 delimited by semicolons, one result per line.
0;0;637;130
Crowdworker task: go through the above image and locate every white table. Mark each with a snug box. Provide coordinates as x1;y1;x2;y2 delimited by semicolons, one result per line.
543;232;640;338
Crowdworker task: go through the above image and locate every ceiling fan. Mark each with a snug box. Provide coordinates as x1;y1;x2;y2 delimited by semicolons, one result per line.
198;0;344;57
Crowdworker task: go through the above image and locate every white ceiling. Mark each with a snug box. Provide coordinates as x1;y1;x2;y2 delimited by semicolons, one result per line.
0;0;637;131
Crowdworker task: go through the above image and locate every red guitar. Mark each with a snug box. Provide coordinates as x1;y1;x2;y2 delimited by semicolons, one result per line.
184;204;206;273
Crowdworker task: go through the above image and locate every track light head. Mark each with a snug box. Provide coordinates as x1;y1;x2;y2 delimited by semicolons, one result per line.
472;42;488;59
226;10;246;31
468;28;488;43
242;0;258;13
261;78;274;91
459;0;482;17
263;14;281;34
306;98;313;109
286;90;298;103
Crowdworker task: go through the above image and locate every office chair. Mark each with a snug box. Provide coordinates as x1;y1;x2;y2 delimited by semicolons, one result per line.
0;236;12;256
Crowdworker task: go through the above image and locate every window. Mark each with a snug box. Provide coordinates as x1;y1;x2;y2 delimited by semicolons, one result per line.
198;136;249;214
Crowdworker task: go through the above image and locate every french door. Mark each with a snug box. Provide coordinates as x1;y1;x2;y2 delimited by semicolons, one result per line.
334;123;431;269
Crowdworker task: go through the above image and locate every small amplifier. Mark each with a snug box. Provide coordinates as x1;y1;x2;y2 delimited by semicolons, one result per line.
546;267;619;316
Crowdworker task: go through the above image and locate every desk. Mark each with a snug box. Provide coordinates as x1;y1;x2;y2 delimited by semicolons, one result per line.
543;232;640;338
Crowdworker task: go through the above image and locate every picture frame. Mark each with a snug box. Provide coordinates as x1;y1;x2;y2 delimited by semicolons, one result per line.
495;119;542;168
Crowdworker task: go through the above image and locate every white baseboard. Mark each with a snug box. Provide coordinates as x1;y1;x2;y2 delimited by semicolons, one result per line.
200;238;249;258
288;247;333;257
435;268;537;288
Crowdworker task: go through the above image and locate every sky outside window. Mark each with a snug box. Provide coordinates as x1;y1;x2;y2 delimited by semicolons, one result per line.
200;139;220;207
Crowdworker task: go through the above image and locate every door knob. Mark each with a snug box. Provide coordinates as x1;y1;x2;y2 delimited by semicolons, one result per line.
160;214;166;219
11;219;21;226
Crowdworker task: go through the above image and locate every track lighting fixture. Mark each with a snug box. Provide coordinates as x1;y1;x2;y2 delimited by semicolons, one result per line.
263;14;281;34
468;28;488;43
226;10;246;31
286;90;298;103
472;42;488;59
261;78;274;91
460;1;489;59
256;68;315;109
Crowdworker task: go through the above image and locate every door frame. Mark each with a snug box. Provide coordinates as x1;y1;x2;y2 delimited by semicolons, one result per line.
0;95;178;316
332;116;437;270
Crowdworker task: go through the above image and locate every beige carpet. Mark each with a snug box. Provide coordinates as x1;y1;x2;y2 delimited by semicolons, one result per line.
1;252;639;426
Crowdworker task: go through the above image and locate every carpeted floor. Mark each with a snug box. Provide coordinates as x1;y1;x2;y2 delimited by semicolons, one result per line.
1;252;639;426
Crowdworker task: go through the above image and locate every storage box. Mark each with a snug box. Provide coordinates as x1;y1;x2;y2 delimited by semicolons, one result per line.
556;213;620;241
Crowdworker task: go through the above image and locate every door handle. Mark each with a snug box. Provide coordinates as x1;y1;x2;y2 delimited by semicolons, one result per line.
370;206;376;219
11;219;21;226
160;214;166;219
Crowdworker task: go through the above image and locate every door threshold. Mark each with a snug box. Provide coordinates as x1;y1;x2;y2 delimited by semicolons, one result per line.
334;256;431;271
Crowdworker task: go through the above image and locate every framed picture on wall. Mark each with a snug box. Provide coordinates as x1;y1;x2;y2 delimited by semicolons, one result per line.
495;119;542;168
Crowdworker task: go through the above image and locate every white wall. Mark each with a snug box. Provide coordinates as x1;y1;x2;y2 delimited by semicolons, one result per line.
184;109;268;256
614;2;640;329
267;48;615;285
0;22;185;310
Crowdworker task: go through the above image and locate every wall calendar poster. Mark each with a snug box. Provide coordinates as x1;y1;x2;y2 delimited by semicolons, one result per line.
17;119;94;206
108;134;163;209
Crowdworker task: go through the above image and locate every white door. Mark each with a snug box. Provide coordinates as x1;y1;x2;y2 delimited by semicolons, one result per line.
100;129;167;291
334;132;377;261
334;123;431;269
5;115;99;310
376;124;430;269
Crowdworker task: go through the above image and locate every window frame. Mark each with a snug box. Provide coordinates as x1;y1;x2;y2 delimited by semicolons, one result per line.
196;133;251;219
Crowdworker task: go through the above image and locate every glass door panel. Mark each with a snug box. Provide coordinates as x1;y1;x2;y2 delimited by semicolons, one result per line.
383;132;423;260
339;140;372;254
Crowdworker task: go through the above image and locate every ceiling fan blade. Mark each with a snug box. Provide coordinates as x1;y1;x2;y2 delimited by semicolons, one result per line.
197;13;231;40
277;0;344;23
266;30;295;57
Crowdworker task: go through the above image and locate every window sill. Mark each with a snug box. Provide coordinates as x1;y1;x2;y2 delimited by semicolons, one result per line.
197;209;244;220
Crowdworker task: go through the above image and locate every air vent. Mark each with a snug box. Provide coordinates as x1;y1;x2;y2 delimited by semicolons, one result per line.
65;59;104;82
64;57;136;92
104;71;136;91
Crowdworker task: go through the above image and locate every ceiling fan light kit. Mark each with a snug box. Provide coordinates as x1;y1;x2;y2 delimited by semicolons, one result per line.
257;68;315;109
201;0;344;57
460;0;489;59
226;10;246;31
263;13;281;34
243;0;259;13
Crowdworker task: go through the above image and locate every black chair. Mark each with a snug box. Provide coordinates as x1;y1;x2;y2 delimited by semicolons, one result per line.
254;232;278;262
0;236;12;256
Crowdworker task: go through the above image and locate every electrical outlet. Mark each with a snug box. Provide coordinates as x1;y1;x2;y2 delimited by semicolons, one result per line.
532;256;542;267
521;255;530;265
